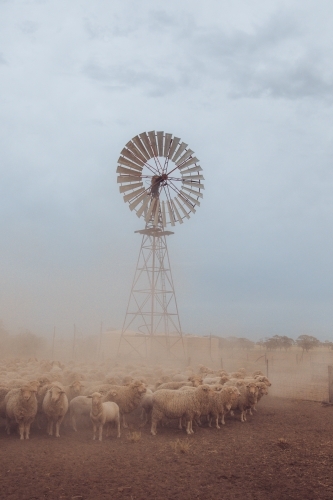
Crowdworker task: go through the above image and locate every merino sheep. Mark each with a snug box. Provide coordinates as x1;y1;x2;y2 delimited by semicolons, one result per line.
88;392;120;441
151;384;213;435
230;382;258;422
69;395;92;431
205;386;241;428
42;382;68;437
103;380;146;427
5;385;38;439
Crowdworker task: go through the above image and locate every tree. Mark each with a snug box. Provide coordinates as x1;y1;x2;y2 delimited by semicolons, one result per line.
295;335;320;352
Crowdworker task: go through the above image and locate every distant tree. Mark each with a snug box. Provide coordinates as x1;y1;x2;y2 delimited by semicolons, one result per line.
323;340;333;350
261;335;294;351
237;338;255;350
295;335;320;352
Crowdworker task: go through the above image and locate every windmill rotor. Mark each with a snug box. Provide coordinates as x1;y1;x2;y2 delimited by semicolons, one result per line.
117;131;204;226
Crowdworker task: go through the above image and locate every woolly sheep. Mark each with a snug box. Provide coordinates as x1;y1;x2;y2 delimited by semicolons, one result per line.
103;380;146;428
69;395;92;431
230;382;258;422
88;392;120;441
206;386;241;428
42;382;69;437
151;384;213;435
5;385;38;439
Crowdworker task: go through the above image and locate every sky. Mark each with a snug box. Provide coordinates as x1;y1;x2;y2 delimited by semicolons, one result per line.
1;0;333;341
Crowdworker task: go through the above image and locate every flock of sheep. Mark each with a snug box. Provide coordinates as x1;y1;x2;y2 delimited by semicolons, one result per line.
0;357;271;441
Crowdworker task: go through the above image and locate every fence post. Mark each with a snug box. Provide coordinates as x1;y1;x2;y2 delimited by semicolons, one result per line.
220;358;223;369
266;359;269;379
328;366;333;403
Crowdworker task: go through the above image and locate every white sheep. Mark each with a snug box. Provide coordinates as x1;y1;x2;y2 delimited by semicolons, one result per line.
230;382;258;422
5;385;38;439
42;382;69;437
88;392;120;441
69;395;92;431
151;384;213;435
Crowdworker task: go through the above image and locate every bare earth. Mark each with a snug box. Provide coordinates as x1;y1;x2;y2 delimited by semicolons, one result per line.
1;397;333;500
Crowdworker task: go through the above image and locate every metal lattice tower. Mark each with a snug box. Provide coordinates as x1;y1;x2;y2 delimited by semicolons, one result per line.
116;130;204;359
118;220;184;358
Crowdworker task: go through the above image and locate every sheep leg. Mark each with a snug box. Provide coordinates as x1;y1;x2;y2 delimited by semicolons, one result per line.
24;422;31;439
55;417;64;438
186;420;192;435
215;416;220;429
71;414;77;432
48;420;54;436
117;417;121;438
92;423;97;440
221;413;225;425
18;422;25;440
178;418;183;430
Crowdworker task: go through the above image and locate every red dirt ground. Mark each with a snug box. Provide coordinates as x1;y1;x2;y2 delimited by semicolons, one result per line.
1;396;333;500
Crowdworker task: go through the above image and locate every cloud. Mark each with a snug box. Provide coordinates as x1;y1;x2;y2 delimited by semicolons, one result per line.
189;10;333;100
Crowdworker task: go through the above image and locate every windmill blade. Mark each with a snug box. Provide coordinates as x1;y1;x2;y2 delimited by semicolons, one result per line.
168;137;180;159
126;141;148;164
136;194;151;218
148;131;158;157
182;180;205;189
164;133;172;158
178;193;196;213
117;174;144;184
182;186;204;198
132;135;151;161
120;148;145;167
167;200;176;226
180;190;201;207
175;196;190;219
117;157;142;172
172;199;183;224
117;165;142;176
157;131;164;157
129;191;149;211
123;187;145;203
176;149;194;167
145;198;157;223
161;200;167;227
178;157;200;170
181;174;205;181
139;132;154;159
119;182;143;193
181;165;202;175
172;142;188;163
153;198;160;225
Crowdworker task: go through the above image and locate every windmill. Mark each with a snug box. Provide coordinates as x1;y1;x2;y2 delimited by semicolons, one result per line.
116;131;204;359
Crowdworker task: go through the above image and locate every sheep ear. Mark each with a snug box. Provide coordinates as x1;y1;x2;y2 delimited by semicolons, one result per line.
86;395;93;399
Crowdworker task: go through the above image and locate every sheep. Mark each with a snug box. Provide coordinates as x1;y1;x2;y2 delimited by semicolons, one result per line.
247;381;269;415
5;385;38;439
69;395;92;431
151;384;213;435
205;386;241;428
203;375;229;385
103;380;146;428
64;380;84;402
154;381;192;391
87;392;120;441
230;382;258;422
139;388;153;425
42;382;69;437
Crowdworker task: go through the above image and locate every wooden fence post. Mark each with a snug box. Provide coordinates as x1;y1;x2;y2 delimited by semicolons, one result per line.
266;359;269;379
328;366;333;403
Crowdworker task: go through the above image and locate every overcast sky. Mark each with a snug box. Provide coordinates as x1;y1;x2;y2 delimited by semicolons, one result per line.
1;0;333;341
